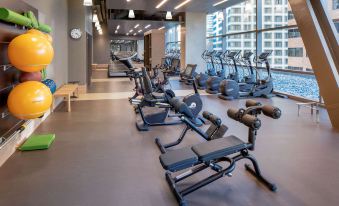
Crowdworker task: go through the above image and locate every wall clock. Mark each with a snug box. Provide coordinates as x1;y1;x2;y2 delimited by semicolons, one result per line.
70;28;82;39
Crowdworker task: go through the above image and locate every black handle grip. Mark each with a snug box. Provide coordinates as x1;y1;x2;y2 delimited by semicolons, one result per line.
242;114;261;130
245;100;261;107
262;105;282;119
202;111;222;126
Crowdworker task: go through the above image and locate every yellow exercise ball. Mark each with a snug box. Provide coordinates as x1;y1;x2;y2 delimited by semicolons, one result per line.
44;33;53;43
8;33;54;72
7;81;53;120
26;29;53;43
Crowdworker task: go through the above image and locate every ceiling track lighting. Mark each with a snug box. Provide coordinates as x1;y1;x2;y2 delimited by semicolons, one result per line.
166;11;172;20
145;24;151;29
138;30;142;33
213;0;229;7
128;10;135;18
156;0;168;9
133;33;137;36
158;26;165;30
83;0;93;6
134;24;140;28
175;0;191;10
116;25;120;30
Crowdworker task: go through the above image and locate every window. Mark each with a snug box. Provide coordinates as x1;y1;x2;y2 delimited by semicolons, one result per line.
275;58;283;64
244;41;251;47
275;50;283;56
288;66;303;71
288;48;304;57
275;41;282;47
335;22;339;33
264;41;272;47
265;33;272;38
288;28;301;38
264;16;272;22
264;8;272;13
275;33;283;39
334;0;339;9
288;11;294;20
275;16;283;22
265;0;271;4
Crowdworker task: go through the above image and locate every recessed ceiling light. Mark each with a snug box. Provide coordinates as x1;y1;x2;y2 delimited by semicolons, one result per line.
138;30;142;33
175;0;191;10
116;25;120;30
83;0;93;6
129;29;133;33
134;24;140;28
126;33;129;35
127;0;131;2
213;0;228;7
128;10;135;18
166;11;172;20
115;30;118;34
156;0;168;9
158;26;165;30
145;24;151;29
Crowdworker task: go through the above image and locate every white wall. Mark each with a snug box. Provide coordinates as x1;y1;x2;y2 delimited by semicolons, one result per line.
185;12;207;73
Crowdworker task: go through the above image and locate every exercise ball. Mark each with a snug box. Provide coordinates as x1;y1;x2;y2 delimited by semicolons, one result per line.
26;29;52;43
7;81;52;120
42;79;57;94
44;33;53;43
8;33;54;72
19;72;42;83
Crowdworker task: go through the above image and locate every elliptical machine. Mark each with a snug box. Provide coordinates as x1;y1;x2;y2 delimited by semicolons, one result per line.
205;51;226;94
223;50;241;82
238;51;256;92
218;51;274;100
194;50;217;89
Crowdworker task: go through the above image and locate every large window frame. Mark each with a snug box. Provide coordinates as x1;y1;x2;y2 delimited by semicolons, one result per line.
205;0;325;102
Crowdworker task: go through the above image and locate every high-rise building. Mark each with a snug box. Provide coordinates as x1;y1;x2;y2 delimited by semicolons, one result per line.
206;0;339;72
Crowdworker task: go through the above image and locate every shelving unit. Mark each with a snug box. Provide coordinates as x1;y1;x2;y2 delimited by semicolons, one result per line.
144;29;165;69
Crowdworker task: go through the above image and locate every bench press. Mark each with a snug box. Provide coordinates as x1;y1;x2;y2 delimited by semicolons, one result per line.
159;103;282;206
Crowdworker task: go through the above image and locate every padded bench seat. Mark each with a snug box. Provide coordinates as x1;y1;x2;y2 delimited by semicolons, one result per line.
192;135;247;162
160;136;247;172
160;147;198;172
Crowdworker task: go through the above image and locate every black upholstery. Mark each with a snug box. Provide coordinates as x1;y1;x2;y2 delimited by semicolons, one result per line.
160;135;247;172
160;147;198;172
192;136;247;162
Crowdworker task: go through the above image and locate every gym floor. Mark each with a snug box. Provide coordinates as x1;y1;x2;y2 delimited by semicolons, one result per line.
0;66;339;206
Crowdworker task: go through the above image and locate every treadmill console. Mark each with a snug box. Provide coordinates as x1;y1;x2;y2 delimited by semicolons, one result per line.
227;51;240;59
242;51;254;60
258;51;272;60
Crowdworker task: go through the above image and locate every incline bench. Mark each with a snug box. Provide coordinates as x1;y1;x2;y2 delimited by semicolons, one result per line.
52;84;79;112
159;101;282;206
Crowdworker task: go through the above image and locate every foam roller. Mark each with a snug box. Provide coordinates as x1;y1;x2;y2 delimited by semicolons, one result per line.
242;114;261;130
245;99;261;107
262;105;282;119
202;111;221;126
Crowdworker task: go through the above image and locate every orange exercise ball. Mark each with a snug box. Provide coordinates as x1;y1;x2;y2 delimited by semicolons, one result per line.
26;29;52;43
44;33;53;43
8;33;54;72
7;81;52;120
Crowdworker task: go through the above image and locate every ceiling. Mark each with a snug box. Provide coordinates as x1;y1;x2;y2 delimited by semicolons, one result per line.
106;0;243;13
108;19;179;37
102;0;244;39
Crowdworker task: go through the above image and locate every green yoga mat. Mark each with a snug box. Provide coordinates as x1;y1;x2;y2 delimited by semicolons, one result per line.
19;134;55;151
0;8;32;27
38;23;52;33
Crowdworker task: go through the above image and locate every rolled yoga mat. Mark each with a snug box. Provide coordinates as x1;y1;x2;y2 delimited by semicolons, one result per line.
0;8;32;27
38;23;52;33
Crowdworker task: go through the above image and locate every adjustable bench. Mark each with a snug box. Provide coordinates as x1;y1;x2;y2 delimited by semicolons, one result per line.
158;103;282;206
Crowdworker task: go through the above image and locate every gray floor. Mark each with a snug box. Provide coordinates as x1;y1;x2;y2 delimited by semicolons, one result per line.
0;69;339;206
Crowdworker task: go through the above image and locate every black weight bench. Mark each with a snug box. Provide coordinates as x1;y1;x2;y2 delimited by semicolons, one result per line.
160;135;246;172
158;103;282;206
